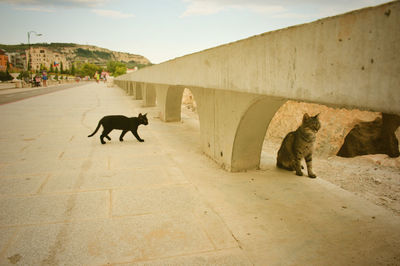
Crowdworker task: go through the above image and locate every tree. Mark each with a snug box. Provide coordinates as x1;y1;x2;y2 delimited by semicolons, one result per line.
114;65;127;77
40;64;48;72
1;62;14;81
70;63;76;75
106;61;126;75
17;70;30;81
0;71;13;81
76;63;102;77
60;62;64;74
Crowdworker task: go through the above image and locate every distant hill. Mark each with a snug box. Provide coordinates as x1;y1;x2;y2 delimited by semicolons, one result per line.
0;42;151;66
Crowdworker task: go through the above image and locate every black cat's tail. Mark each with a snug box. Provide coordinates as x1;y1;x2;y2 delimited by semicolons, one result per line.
88;121;101;137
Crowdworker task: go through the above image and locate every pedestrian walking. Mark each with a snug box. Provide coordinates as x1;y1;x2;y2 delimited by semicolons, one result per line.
101;70;107;83
42;71;48;87
94;71;100;83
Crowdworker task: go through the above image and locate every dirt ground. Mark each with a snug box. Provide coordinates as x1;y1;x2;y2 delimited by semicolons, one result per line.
182;90;400;216
262;140;400;216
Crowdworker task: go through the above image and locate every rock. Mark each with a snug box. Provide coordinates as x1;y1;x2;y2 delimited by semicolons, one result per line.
337;113;400;158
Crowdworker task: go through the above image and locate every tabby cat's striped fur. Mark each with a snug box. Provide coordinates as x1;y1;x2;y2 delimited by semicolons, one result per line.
276;113;320;178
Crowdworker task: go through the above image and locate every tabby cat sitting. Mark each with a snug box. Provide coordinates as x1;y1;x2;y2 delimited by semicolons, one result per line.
88;113;148;144
276;113;320;178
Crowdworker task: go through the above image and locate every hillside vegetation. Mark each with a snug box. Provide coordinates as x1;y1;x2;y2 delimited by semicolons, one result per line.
0;42;151;66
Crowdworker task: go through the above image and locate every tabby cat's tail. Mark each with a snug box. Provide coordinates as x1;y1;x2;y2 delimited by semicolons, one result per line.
88;122;101;137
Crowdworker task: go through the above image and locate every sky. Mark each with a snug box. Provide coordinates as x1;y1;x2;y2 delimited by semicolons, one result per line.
0;0;390;64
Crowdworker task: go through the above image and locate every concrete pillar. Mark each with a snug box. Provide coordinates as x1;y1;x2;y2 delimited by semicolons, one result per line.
125;81;129;93
189;87;286;172
142;83;156;107
134;82;143;100
150;83;287;171
155;84;184;122
128;82;134;96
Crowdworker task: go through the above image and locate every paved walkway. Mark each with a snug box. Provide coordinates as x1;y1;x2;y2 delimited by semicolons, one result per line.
0;82;399;265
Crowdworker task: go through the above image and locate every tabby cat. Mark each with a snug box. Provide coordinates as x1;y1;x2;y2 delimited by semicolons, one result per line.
88;113;148;144
276;113;320;178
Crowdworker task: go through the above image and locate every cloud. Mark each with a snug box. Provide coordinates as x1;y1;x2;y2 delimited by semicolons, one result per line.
0;0;109;8
180;0;389;18
180;0;287;17
14;6;55;12
92;9;134;19
1;0;133;18
181;1;224;16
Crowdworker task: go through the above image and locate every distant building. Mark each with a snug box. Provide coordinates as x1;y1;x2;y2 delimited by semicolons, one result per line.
26;47;70;71
7;52;26;70
0;49;8;71
126;66;138;73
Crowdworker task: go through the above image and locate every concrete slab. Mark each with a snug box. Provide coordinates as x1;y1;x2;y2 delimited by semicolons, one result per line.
129;248;252;265
42;165;188;193
0;175;48;196
0;228;18;255
112;184;238;250
0;158;79;178
0;82;399;265
0;191;109;226
0;215;215;265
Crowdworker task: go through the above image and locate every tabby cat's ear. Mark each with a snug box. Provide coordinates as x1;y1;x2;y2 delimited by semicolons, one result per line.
144;113;147;117
303;113;310;121
314;113;320;118
138;113;142;117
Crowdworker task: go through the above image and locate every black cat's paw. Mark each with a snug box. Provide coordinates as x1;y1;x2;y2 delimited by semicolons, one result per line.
139;139;144;142
101;141;106;145
119;138;124;142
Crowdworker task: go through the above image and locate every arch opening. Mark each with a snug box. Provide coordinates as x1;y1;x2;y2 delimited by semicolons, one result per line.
231;96;286;172
181;88;199;128
162;86;184;122
177;88;201;148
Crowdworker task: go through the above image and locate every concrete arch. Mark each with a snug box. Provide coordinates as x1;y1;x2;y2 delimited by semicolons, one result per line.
231;96;287;172
156;85;185;122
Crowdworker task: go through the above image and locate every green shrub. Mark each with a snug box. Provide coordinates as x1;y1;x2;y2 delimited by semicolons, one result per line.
0;71;13;81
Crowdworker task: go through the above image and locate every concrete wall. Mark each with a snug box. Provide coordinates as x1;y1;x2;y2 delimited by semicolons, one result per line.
118;1;400;114
115;1;400;171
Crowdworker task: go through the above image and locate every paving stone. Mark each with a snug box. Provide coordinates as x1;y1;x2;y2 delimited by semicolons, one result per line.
128;248;252;265
0;215;214;265
0;175;48;196
0;191;109;226
0;228;17;255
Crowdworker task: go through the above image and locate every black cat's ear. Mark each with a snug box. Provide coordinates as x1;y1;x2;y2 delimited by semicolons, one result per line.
138;113;142;117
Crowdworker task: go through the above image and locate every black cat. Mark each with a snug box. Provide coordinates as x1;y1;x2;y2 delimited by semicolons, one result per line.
88;113;148;144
